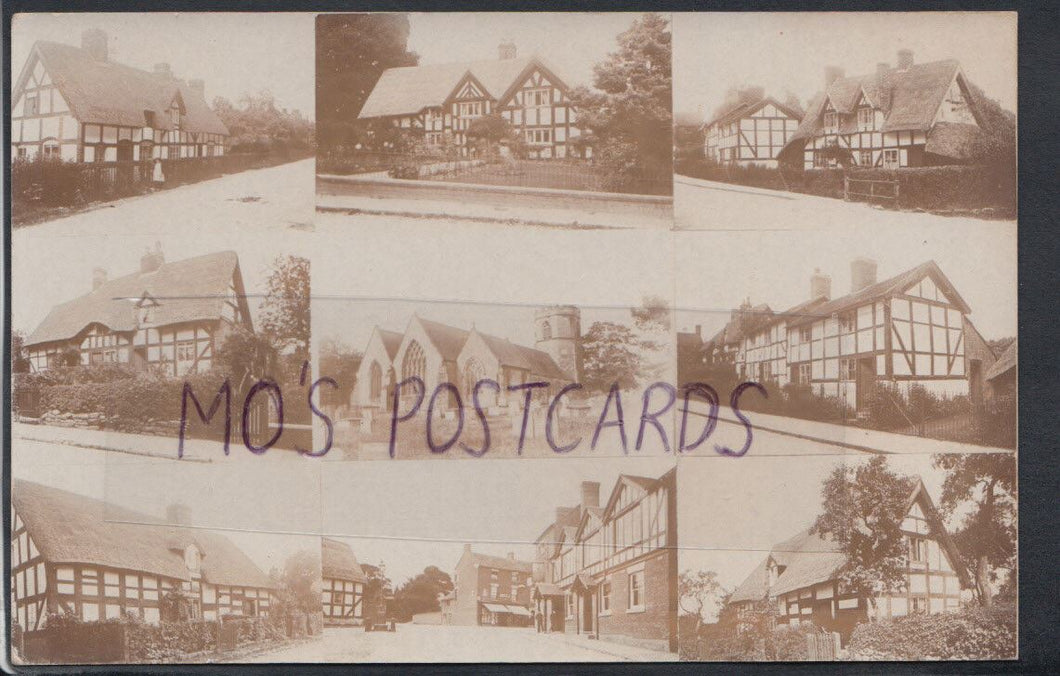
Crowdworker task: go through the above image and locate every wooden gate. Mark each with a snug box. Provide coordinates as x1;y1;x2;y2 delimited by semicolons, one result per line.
844;176;899;207
805;630;841;660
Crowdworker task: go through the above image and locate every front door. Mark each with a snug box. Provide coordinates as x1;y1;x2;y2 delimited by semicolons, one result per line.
581;592;594;634
855;357;876;412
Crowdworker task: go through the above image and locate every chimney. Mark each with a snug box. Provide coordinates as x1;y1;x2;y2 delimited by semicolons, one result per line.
850;258;878;293
580;481;600;509
140;242;164;274
153;62;173;79
694;324;702;339
81;29;108;62
810;268;831;301
188;79;205;98
464;543;472;553
498;41;517;60
897;49;914;71
824;66;845;88
92;267;108;291
166;503;192;526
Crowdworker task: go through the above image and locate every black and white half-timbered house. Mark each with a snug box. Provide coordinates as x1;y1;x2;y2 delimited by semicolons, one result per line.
358;43;586;159
531;470;678;652
733;258;997;414
724;478;968;642
321;538;368;627
23;248;253;377
10;480;275;633
702;91;802;167
782;51;985;169
11;29;228;165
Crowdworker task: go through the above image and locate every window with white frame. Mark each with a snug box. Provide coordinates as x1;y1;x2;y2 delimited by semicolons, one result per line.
526;129;552;144
883;149;900;169
823;111;838;133
628;570;644;611
600;580;611;612
524;88;551;107
857;107;874;131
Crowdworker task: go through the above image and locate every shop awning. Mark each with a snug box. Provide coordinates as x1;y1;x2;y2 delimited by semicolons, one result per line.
481;602;532;616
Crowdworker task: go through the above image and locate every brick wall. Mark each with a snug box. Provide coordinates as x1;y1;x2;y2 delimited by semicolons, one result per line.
597;550;676;651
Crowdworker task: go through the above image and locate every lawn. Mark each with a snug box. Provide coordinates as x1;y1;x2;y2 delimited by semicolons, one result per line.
426;159;612;192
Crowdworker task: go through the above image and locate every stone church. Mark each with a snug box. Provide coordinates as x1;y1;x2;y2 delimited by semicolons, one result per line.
352;307;583;425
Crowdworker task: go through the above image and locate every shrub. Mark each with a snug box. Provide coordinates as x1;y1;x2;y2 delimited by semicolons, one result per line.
848;604;1016;660
125;620;219;662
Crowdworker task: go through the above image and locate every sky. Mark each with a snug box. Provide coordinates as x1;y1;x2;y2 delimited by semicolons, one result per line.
11;13;315;118
311;221;675;355
676;452;979;621
674;222;1018;342
406;12;653;91
673;12;1017;122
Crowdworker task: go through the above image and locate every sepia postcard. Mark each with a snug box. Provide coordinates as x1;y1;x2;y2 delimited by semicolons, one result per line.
6;8;1022;668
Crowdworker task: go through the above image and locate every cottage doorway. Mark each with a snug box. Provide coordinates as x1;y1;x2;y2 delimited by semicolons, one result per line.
581;592;594;635
855;358;877;412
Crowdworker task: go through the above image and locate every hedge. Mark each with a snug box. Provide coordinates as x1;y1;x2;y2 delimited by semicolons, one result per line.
848;604;1016;660
675;158;1014;214
681;620;825;661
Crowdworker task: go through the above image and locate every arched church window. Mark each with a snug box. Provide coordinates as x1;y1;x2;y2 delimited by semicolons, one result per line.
402;341;426;382
369;361;383;401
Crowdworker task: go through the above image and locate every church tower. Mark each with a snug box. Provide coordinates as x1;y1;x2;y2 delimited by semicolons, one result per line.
534;306;582;382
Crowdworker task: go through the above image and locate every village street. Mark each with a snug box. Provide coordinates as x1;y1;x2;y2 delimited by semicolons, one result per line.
674;174;1015;231
683;402;1013;456
234;625;678;663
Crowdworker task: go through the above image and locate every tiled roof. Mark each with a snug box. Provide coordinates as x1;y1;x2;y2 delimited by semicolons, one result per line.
417;317;470;362
360;56;552;118
13;479;272;589
377;329;404;361
478;332;570;380
467;550;533;574
985;341;1016;381
322;537;368;583
703;96;803;130
785;260;970;329
26;251;240;348
31;40;227;135
788;59;971;145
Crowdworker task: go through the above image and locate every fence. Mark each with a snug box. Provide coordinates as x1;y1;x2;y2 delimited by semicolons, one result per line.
844;176;899;205
805;631;841;660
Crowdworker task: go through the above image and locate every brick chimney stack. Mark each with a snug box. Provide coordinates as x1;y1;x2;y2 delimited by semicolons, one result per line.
897;49;914;71
81;29;108;62
580;481;601;509
850;258;878;293
498;41;517;60
140;242;165;274
810;268;832;301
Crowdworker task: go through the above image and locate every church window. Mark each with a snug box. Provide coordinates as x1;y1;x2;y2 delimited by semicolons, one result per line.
402;341;427;382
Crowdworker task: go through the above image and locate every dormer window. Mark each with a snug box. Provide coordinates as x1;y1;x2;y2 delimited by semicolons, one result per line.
823;111;838;133
857;106;874;131
184;544;202;577
144;111;157;128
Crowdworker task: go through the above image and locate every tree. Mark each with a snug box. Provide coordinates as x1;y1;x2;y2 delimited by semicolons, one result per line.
259;255;311;379
316;14;419;148
361;562;393;622
580;321;642;393
392;565;454;622
319;338;362;408
10;330;31;374
212;92;314;153
466;113;524;160
570;13;672;193
678;569;726;635
630;295;671;333
213;325;281;395
933;454;1016;608
811;456;914;610
269;549;323;619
